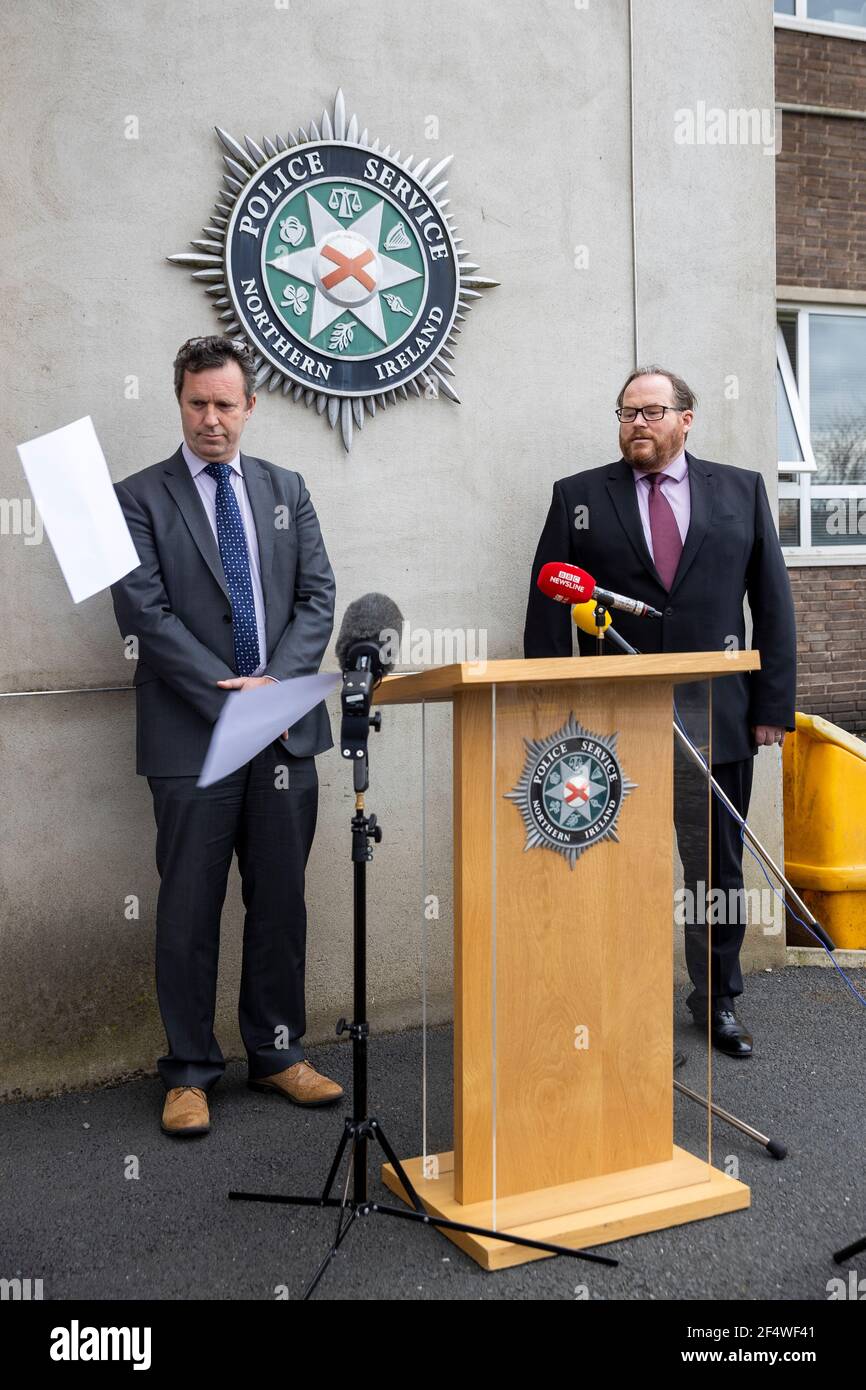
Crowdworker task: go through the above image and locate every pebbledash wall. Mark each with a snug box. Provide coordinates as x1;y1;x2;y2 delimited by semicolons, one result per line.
1;0;782;1099
775;22;866;735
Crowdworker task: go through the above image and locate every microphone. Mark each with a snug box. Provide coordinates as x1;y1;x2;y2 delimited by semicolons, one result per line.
571;599;634;653
571;599;611;634
537;561;663;619
336;593;403;791
335;592;403;680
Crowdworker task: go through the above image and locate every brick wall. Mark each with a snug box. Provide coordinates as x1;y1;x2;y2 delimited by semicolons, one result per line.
775;25;866;110
776;29;866;741
775;28;866;291
787;566;866;735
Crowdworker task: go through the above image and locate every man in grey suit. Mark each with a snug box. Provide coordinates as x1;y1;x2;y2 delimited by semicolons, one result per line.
111;335;342;1137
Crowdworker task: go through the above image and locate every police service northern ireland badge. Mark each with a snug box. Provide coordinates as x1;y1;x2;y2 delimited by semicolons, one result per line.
505;714;637;868
167;89;498;451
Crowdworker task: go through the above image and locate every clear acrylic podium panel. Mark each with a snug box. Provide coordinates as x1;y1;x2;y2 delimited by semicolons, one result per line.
398;677;717;1229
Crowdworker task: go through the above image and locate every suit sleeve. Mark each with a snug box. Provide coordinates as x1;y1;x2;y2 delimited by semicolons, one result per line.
263;474;336;680
523;481;574;658
110;482;236;724
746;472;797;730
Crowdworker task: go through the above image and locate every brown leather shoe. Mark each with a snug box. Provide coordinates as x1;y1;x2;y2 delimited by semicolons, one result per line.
248;1060;344;1107
161;1085;210;1136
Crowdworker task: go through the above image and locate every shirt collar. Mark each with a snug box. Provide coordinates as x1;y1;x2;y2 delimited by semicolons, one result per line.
181;441;242;477
632;449;688;484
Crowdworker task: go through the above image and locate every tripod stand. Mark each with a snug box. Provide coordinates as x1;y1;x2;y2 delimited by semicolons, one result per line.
228;660;617;1299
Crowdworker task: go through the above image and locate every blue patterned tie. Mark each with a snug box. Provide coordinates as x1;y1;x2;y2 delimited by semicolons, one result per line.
204;463;260;676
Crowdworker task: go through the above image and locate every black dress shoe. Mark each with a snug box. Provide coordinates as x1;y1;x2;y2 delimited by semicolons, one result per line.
708;1009;753;1058
673;1050;687;1070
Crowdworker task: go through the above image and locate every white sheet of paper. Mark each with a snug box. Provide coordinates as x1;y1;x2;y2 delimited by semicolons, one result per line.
16;415;140;603
198;672;341;787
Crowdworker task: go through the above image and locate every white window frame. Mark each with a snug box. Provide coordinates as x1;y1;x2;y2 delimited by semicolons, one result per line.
774;1;866;40
777;302;866;565
777;325;817;473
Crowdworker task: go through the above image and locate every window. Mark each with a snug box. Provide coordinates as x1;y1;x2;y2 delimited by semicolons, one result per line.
774;0;866;38
807;0;866;25
776;325;815;473
777;307;866;560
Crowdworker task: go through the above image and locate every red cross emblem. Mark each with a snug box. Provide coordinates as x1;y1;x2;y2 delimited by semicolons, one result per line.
564;777;590;805
321;244;376;292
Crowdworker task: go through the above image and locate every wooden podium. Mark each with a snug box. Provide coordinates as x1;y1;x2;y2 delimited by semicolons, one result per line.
373;652;759;1269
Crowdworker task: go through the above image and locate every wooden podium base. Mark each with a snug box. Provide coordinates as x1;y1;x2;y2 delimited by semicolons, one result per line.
381;1149;750;1271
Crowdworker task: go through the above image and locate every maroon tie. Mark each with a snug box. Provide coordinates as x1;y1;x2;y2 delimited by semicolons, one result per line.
647;473;683;590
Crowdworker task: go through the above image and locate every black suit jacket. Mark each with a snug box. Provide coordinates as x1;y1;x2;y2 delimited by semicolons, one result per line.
110;446;336;776
523;452;797;763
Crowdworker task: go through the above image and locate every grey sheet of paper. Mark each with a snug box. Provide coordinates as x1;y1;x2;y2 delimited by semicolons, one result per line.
16;415;140;603
198;672;341;787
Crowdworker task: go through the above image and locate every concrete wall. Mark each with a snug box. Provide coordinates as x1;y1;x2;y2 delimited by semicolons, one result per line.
0;0;781;1098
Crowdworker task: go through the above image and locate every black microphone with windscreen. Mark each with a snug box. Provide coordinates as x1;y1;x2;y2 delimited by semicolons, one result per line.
336;593;403;790
335;592;403;679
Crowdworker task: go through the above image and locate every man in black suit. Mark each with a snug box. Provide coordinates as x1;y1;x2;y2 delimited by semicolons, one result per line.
111;335;342;1136
523;366;797;1057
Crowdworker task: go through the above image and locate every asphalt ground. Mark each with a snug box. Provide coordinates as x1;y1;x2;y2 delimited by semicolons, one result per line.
1;966;865;1303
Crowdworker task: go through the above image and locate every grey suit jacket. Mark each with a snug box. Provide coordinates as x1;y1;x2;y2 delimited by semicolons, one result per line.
110;445;335;776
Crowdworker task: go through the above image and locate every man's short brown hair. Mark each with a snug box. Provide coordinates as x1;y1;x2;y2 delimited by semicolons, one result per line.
173;335;257;402
616;364;697;414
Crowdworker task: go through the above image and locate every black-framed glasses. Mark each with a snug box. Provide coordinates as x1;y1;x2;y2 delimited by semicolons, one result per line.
615;405;685;422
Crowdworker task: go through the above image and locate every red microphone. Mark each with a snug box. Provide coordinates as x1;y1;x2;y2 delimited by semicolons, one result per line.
537;562;662;619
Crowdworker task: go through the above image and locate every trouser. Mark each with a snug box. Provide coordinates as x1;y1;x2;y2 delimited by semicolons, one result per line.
147;743;319;1092
672;749;755;1017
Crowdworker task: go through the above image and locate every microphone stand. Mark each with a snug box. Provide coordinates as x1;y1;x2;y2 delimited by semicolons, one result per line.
587;607;811;1160
228;656;618;1298
593;601;608;656
594;614;834;954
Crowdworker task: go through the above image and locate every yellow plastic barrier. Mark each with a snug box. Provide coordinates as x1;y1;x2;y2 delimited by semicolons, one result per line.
783;711;866;949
